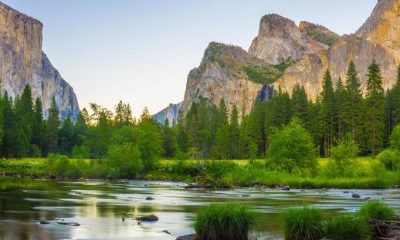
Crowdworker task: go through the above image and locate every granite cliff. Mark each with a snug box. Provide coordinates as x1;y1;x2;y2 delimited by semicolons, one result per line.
275;0;400;100
0;1;79;120
153;102;182;125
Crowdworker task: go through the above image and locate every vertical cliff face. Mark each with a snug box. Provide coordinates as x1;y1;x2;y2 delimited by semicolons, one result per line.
180;42;265;120
274;0;400;100
0;2;79;120
153;102;182;125
248;14;329;64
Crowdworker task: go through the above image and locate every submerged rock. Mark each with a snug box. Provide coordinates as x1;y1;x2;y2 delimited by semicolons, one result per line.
281;186;290;191
39;221;50;224
352;193;361;199
57;221;80;226
145;196;155;201
136;214;159;222
176;234;195;240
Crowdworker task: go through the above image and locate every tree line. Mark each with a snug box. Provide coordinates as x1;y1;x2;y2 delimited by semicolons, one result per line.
0;60;399;161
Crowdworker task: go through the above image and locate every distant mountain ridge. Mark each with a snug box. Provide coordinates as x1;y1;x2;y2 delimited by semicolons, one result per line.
155;0;399;122
0;1;79;120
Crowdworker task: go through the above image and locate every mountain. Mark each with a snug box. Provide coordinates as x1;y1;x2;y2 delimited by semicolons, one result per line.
153;102;182;125
179;0;399;120
0;1;79;120
179;42;289;120
274;0;400;100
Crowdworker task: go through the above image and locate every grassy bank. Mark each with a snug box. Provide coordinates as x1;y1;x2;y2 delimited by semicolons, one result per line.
1;157;399;189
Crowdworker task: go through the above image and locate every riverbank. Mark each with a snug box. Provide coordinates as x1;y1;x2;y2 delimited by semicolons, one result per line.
1;157;399;189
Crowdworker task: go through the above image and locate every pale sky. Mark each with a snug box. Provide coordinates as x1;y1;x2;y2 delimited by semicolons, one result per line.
3;0;377;116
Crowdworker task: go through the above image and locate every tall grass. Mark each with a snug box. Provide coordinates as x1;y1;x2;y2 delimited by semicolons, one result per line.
358;200;397;221
194;203;255;240
326;214;368;240
283;207;324;240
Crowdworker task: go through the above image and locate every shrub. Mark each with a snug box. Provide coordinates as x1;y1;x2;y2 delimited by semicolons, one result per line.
194;203;255;240
71;145;90;159
377;148;400;171
267;118;317;173
105;143;143;178
47;154;70;177
326;214;368;240
330;138;359;173
390;125;400;151
358;200;396;221
283;207;324;240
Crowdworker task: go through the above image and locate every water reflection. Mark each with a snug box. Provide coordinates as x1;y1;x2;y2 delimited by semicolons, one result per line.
0;177;399;240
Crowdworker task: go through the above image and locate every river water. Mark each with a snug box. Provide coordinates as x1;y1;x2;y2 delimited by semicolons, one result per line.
0;177;399;240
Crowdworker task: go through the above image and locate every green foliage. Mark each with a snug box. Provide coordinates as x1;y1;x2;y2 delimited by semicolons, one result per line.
283;207;324;240
46;97;60;154
389;124;400;151
330;138;359;173
358;200;396;222
71;145;90;159
326;214;369;240
377;148;400;171
105;143;143;178
194;203;255;240
267;118;317;173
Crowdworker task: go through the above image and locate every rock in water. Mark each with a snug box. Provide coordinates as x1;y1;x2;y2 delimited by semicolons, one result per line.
0;2;79;120
136;214;159;222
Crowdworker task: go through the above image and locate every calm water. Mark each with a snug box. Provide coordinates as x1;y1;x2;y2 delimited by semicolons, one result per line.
0;177;399;240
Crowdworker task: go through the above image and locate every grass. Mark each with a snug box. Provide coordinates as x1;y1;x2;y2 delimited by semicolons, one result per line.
1;157;399;189
283;207;324;240
194;203;255;240
326;214;369;240
358;200;397;221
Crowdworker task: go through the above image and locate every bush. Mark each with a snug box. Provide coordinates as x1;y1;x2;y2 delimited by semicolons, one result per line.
330;138;359;174
377;148;400;171
390;125;400;151
71;145;90;159
194;203;255;240
267;118;317;173
326;214;368;240
47;154;70;177
283;207;324;240
358;200;396;221
105;143;143;178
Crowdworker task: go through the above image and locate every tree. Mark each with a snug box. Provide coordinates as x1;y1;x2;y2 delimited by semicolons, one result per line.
59;117;74;154
105;143;143;178
32;98;45;155
330;137;359;173
136;116;163;170
230;106;240;159
162;119;178;158
267;118;317;173
343;61;364;143
46;97;60;154
114;100;133;126
291;84;308;123
386;65;400;138
321;70;336;155
365;60;385;155
1;92;16;157
14;85;34;157
335;77;346;141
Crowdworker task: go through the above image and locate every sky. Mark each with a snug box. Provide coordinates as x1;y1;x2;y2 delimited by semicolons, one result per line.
3;0;377;116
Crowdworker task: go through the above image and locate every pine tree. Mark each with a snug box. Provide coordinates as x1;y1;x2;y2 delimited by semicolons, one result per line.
46;97;60;154
32;98;44;154
2;92;16;157
114;100;133;126
335;77;346;141
73;111;88;147
162;119;178;158
343;61;363;143
365;60;385;155
14;85;34;157
321;70;336;155
230;106;240;159
291;84;308;123
59;117;74;154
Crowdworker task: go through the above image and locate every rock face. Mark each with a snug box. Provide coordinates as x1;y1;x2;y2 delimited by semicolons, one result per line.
299;21;339;46
180;42;265;120
248;14;329;64
275;0;400;100
153;102;182;125
0;1;79;120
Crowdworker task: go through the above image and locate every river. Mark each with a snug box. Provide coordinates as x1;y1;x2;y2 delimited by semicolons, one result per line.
0;177;399;240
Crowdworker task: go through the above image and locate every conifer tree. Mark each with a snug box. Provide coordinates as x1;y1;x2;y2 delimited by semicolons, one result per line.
335;77;346;141
365;60;385;155
230;106;240;159
321;70;336;155
343;61;363;143
46;97;60;154
32;98;44;154
2;93;16;157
